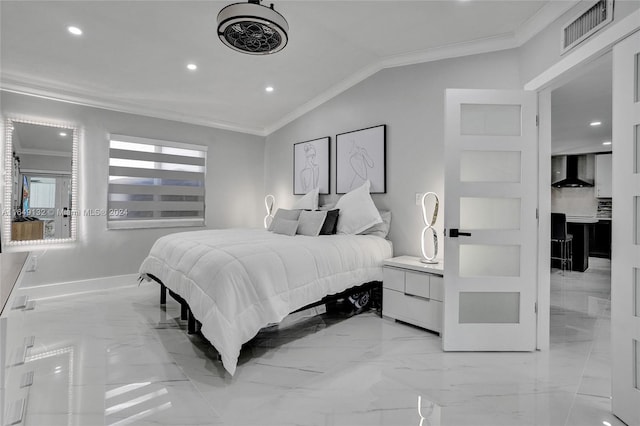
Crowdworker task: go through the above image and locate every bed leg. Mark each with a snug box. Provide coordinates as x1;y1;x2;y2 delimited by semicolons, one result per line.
188;309;196;334
180;302;188;321
160;283;167;305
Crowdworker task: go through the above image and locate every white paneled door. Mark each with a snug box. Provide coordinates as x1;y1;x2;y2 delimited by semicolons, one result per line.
611;30;640;426
443;89;538;351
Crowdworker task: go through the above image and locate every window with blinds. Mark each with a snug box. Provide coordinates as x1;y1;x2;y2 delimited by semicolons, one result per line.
107;134;207;229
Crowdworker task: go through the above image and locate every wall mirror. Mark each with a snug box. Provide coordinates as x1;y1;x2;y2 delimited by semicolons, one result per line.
3;118;78;246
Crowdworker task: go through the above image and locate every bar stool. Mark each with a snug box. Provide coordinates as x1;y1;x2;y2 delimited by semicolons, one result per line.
551;213;573;272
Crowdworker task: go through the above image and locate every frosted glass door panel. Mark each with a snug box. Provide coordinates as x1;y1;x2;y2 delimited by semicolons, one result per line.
460;151;521;182
635;125;639;174
459;244;520;277
636;197;640;245
460;197;521;230
635;53;640;103
636;340;640;390
635;268;640;317
459;292;520;323
460;104;521;136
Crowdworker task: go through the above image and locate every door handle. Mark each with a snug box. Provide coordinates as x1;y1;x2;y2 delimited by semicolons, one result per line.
449;228;472;238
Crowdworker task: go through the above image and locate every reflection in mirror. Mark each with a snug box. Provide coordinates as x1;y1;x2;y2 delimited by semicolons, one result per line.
3;118;78;245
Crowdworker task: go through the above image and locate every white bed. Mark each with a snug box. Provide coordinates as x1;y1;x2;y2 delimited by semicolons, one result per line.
139;228;393;375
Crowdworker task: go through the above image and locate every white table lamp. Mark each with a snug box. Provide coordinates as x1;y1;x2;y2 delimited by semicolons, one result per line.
420;192;439;264
264;194;275;228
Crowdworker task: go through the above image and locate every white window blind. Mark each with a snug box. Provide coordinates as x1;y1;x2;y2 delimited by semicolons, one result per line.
108;134;207;229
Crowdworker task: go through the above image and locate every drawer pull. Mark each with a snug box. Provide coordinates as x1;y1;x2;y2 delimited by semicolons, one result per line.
20;371;34;388
24;336;35;348
404;292;430;301
11;296;28;310
23;300;36;311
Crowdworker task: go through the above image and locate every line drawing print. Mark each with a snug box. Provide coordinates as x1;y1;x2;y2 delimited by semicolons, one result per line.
336;125;385;194
293;137;329;195
349;140;374;190
300;142;319;192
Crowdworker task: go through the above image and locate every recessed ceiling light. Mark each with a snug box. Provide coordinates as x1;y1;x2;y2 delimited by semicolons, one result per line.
59;132;67;137
590;121;602;126
602;141;612;145
265;86;274;92
186;63;197;71
67;26;82;36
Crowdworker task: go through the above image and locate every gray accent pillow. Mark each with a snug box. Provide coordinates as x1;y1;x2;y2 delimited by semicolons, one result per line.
359;210;392;238
268;209;302;231
296;210;328;237
271;218;299;236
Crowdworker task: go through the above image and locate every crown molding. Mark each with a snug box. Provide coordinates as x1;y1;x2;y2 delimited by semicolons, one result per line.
264;33;519;135
513;0;579;45
15;148;72;158
1;1;574;139
265;1;576;135
0;78;268;136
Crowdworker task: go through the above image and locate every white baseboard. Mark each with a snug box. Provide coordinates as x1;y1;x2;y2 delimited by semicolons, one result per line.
17;274;140;300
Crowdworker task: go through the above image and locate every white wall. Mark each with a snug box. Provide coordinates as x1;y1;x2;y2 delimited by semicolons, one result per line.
264;50;522;257
519;0;640;86
1;91;265;286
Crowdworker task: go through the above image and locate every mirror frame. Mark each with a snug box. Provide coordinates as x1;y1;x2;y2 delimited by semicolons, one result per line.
3;117;79;246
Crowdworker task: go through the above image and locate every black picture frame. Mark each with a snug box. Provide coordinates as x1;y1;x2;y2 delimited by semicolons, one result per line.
293;136;330;195
336;124;386;194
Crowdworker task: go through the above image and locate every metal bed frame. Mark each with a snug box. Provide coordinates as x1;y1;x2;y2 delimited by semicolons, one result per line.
145;273;381;335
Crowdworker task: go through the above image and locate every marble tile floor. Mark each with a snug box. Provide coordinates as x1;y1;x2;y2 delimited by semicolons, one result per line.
2;258;623;426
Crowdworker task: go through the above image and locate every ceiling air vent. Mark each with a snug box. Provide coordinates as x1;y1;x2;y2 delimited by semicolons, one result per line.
561;0;614;54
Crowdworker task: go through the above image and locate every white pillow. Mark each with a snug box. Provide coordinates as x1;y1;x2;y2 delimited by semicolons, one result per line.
297;210;328;237
359;210;392;238
292;187;319;210
268;209;302;231
335;180;382;234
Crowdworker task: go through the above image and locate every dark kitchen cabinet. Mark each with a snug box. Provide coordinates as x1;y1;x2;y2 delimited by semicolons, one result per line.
589;220;612;258
566;222;590;272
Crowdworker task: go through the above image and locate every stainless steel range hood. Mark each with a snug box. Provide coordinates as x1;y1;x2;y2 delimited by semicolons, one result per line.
551;155;594;188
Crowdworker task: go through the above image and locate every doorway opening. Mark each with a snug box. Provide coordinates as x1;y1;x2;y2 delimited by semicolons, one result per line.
548;52;614;409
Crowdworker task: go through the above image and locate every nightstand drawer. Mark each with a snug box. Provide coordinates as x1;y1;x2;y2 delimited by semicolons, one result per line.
383;267;405;292
383;289;442;332
429;276;444;302
405;271;430;298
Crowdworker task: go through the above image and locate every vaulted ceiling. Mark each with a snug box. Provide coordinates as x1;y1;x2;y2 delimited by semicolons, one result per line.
1;1;578;135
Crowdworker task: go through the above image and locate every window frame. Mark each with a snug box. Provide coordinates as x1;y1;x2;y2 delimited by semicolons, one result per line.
107;134;207;230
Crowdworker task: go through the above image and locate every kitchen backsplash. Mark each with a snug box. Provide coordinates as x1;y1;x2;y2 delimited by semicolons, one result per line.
551;186;599;216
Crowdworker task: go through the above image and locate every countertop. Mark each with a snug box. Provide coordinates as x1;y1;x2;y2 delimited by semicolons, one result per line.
383;255;444;275
565;215;611;223
0;252;28;315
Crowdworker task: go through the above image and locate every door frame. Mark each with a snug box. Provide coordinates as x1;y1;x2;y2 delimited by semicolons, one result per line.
525;8;640;350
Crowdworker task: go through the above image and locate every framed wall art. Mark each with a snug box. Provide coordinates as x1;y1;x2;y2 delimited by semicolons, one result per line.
336;124;386;194
293;136;330;195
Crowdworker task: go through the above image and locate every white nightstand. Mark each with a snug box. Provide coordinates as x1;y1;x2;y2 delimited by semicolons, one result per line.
382;255;444;334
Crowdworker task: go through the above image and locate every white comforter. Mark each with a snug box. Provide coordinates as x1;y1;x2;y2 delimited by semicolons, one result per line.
139;228;393;375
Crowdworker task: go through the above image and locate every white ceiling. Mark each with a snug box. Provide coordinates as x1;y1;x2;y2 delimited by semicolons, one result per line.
551;53;612;155
1;1;578;136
